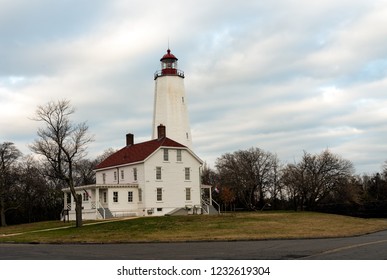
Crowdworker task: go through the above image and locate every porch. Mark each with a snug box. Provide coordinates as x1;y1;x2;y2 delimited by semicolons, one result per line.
62;184;139;220
200;184;220;215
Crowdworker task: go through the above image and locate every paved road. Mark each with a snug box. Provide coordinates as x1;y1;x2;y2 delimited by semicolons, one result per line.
1;230;387;259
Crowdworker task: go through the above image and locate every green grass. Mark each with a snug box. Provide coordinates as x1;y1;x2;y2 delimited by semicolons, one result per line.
1;211;387;243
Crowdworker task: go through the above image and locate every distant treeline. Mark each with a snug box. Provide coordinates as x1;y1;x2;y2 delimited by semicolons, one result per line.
0;142;114;226
203;147;387;218
1;142;387;226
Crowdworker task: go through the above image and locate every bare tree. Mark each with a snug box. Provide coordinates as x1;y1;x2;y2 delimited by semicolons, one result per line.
216;147;278;210
0;142;22;226
30;100;93;227
73;159;97;186
265;156;285;209
282;149;354;210
201;162;218;187
73;148;118;186
15;156;63;224
95;148;117;164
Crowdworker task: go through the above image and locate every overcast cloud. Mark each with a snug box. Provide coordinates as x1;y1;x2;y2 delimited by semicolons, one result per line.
1;0;387;174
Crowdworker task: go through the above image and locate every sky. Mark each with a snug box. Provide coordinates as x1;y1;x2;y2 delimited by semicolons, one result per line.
1;0;387;174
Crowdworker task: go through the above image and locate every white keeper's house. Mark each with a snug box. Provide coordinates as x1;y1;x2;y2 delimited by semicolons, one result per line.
63;49;216;220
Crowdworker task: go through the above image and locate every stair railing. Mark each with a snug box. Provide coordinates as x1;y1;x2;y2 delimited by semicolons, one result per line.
212;199;221;214
96;201;106;219
201;198;210;214
201;198;221;215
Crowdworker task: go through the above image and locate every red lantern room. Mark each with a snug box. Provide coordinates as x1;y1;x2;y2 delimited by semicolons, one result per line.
154;49;185;80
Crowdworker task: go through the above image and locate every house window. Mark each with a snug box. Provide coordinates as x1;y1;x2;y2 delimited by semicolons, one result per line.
163;149;169;161
83;192;89;201
133;168;137;181
156;188;163;201
185;188;191;201
156;167;162;180
157;208;163;212
113;191;118;203
185;167;190;181
114;171;117;181
102;173;106;184
103;192;107;203
128;191;133;203
138;188;142;202
176;150;182;162
121;170;124;180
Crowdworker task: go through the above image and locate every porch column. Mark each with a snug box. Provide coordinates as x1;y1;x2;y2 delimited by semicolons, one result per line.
64;191;67;209
209;186;212;205
95;187;99;206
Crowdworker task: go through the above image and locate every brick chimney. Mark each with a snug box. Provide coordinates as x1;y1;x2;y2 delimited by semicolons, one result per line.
157;124;166;139
126;133;134;146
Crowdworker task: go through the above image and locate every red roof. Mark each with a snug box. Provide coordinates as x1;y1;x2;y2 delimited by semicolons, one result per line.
95;137;186;170
160;49;178;61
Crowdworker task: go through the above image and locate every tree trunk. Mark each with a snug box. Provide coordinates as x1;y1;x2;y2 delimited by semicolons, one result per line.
75;194;83;227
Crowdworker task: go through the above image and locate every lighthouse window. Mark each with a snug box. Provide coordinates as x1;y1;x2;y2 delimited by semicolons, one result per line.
182;97;184;103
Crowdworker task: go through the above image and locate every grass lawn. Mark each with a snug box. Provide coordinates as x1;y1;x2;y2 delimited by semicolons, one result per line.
1;211;387;243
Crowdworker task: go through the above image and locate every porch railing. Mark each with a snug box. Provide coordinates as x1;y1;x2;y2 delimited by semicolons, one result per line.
66;201;107;219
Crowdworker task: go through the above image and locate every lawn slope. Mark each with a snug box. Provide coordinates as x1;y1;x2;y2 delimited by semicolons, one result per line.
1;212;387;243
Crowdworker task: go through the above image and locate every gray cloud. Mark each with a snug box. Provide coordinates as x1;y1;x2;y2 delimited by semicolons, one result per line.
1;0;387;174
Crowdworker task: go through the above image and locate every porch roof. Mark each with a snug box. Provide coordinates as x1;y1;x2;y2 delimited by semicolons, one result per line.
62;183;139;193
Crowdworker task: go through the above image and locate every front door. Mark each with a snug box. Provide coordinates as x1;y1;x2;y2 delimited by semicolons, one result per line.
99;190;108;206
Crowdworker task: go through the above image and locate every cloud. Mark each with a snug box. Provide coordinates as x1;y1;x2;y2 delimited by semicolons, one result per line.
1;0;387;174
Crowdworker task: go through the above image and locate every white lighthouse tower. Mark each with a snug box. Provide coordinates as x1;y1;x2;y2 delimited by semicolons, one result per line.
152;49;192;149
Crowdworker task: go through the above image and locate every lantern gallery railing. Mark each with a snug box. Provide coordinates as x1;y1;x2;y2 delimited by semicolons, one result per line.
154;69;185;79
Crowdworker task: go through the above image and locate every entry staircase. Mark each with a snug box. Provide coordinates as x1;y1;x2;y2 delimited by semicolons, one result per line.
97;207;114;219
201;198;220;215
166;199;220;216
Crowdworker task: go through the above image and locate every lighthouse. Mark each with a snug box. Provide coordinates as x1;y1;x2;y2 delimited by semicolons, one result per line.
152;49;192;149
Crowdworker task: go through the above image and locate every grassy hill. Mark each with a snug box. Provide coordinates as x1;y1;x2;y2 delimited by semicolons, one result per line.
1;211;387;243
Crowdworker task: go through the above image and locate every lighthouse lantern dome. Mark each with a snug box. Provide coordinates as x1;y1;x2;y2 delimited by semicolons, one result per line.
154;49;184;79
